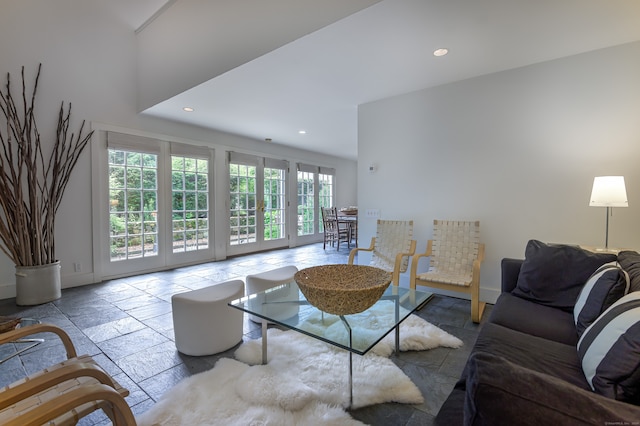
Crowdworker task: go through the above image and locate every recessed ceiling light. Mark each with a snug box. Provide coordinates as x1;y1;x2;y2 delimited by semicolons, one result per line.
298;130;307;134
433;48;448;57
183;107;194;112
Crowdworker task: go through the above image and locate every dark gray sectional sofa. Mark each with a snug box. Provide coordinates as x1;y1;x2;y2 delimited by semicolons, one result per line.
435;240;640;425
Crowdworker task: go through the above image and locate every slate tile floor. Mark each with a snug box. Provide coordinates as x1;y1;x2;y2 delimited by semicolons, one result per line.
0;243;492;425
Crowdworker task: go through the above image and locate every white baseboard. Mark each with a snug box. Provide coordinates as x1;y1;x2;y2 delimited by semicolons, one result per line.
61;272;97;289
0;282;15;301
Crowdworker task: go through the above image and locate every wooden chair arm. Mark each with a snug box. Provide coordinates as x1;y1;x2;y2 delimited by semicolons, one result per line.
0;362;118;410
390;239;416;286
0;324;77;359
348;237;376;264
3;383;136;426
393;239;417;271
410;240;433;280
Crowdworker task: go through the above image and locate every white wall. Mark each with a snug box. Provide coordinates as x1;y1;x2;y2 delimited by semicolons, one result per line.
358;41;640;302
0;0;356;299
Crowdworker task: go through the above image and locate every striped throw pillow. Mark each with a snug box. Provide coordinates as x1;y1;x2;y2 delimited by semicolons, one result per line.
574;262;629;337
577;291;640;403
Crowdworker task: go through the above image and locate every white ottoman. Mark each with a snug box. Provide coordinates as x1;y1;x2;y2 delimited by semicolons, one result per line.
246;266;299;323
171;279;244;356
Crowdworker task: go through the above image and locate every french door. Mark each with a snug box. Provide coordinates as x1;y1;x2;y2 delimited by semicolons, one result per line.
102;132;213;278
296;163;336;245
228;152;289;256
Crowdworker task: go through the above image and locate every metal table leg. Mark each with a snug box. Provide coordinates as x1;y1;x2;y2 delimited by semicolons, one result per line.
261;319;268;364
0;338;43;364
339;315;353;408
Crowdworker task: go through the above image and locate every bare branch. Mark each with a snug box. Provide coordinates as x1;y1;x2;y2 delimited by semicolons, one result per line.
0;65;93;266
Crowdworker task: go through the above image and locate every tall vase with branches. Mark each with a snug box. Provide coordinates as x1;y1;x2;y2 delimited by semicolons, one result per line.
0;64;93;305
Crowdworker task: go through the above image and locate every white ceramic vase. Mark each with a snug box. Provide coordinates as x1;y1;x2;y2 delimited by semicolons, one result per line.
15;261;62;306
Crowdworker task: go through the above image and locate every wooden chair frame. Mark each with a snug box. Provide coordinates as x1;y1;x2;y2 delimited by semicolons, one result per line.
0;323;134;425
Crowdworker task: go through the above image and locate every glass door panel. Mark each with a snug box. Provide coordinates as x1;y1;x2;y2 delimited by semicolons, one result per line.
108;149;158;261
264;166;286;242
172;156;209;253
297;170;315;236
229;163;257;246
228;154;288;256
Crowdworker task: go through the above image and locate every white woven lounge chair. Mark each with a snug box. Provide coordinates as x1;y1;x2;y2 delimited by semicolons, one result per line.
410;220;485;323
348;219;416;286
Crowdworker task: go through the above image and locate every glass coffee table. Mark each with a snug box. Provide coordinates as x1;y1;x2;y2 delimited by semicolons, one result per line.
229;281;432;406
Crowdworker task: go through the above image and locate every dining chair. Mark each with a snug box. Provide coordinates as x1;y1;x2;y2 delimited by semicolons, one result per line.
348;219;416;286
321;207;350;251
410;220;485;323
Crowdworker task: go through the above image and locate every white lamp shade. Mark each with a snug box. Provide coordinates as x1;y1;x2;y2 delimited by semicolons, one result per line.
589;176;628;207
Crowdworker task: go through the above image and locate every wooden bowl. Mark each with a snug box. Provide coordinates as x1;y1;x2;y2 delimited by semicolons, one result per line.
340;208;358;215
294;265;391;315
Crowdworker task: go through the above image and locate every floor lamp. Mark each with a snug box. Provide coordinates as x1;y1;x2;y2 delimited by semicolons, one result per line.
589;176;628;249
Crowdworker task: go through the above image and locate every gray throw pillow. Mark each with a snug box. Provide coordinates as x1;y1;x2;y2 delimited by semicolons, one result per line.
512;240;616;312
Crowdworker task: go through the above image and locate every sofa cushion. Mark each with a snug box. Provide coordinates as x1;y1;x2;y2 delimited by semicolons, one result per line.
618;250;640;293
574;262;630;337
577;291;640;404
489;292;578;346
463;352;640;426
471;323;589;389
512;240;616;312
434;386;465;426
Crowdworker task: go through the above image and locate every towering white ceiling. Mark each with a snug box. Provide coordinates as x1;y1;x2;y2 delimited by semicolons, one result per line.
134;0;640;160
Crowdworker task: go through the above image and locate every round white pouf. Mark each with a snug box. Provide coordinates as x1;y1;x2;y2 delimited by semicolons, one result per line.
171;279;244;356
246;266;299;323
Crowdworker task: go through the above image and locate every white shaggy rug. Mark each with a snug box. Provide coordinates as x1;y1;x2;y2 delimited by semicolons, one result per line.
137;306;462;426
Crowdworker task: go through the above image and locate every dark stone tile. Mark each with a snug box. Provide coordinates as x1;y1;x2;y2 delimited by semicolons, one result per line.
178;352;220;375
0;363;26;387
53;294;113;317
97;328;168;360
63;328;103;357
97;285;150;303
111;294;162;311
350;401;415;426
407;409;436;426
69;308;130;329
82;317;146;343
115;341;182;382
90;352;125;378
0;343;22;368
112;371;149;407
76;406;109;425
141;312;174;334
125;300;172;321
130;397;156;418
19;343;71;375
136;362;192;402
127;278;186;298
400;365;458;416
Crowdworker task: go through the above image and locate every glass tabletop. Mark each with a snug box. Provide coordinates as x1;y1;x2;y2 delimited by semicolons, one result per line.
229;281;432;355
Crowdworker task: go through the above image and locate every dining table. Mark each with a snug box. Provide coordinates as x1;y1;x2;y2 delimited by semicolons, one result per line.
337;209;358;246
